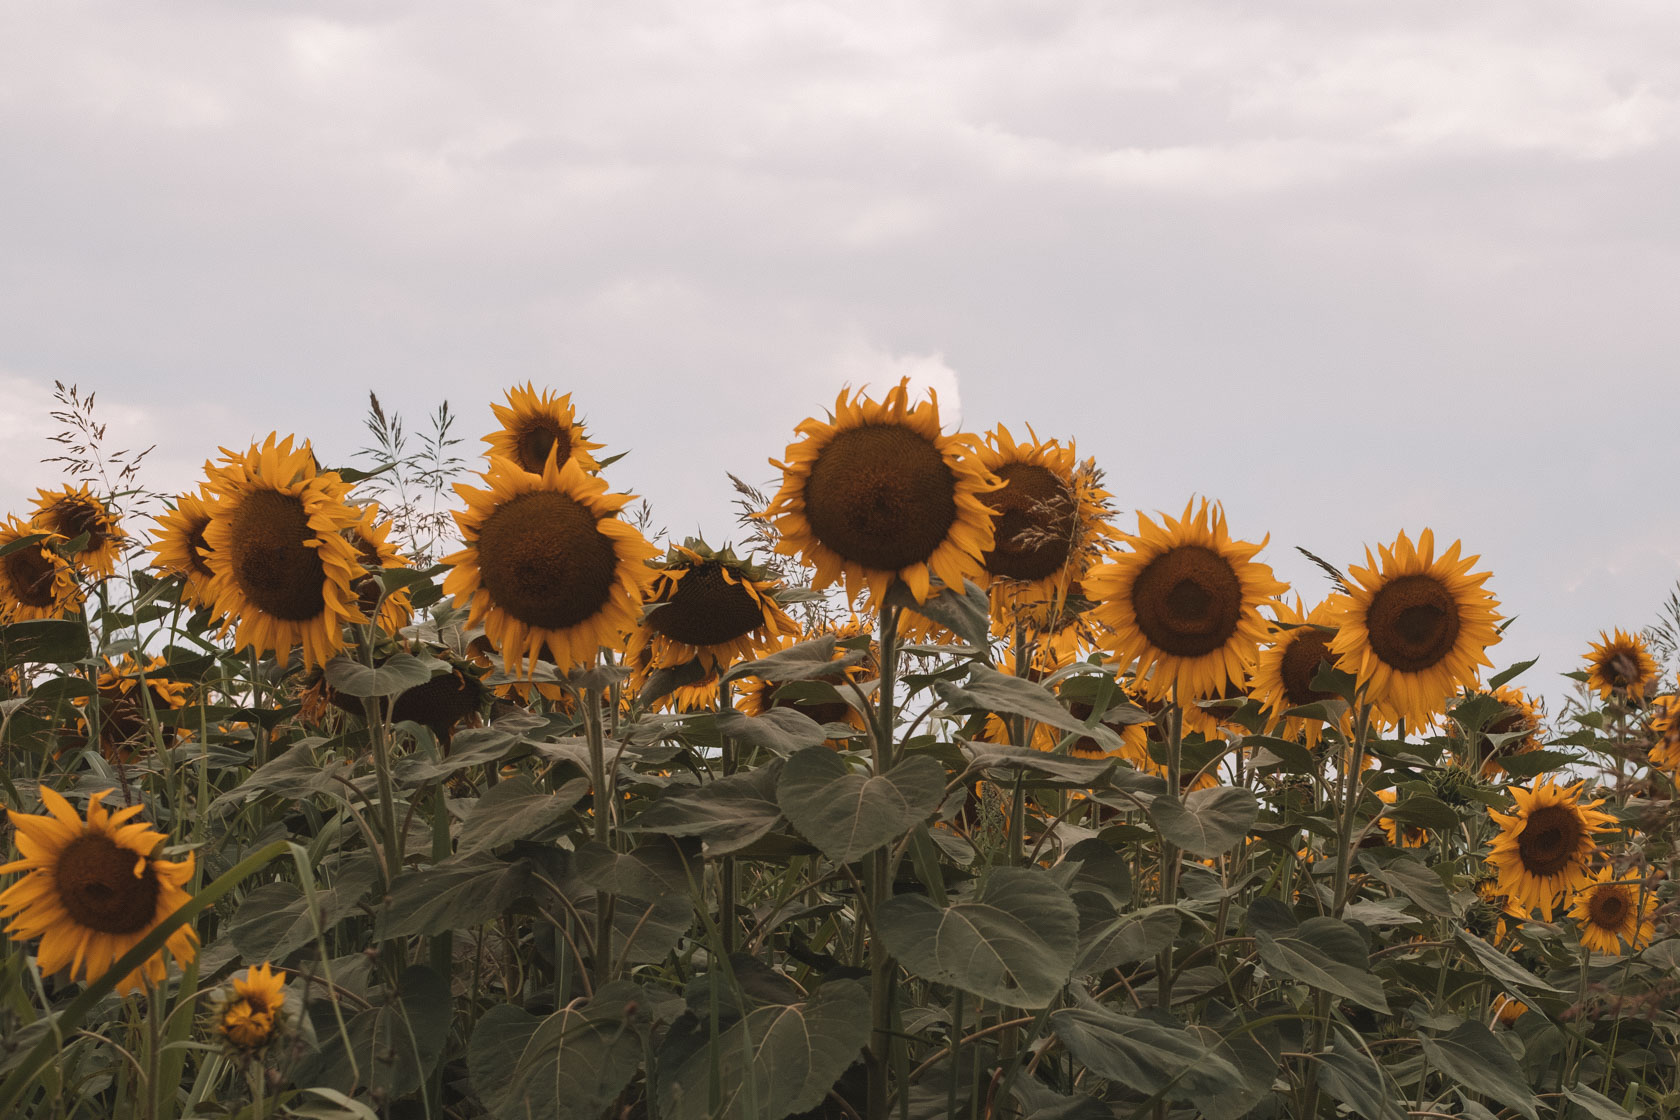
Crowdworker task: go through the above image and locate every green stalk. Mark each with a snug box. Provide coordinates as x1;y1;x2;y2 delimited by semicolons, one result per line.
583;682;615;989
718;674;738;955
1155;695;1183;1009
867;601;902;1120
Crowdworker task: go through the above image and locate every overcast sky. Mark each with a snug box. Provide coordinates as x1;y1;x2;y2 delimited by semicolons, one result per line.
3;1;1677;711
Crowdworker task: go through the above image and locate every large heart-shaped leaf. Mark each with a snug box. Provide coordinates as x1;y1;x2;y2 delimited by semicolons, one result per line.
628;764;785;856
1149;786;1257;856
778;748;946;863
1255;917;1389;1013
469;980;649;1120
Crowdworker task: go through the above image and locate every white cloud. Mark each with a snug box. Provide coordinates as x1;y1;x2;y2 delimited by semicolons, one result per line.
825;340;963;425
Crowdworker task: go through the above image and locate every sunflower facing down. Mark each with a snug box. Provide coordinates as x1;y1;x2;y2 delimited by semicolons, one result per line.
77;654;193;761
626;541;799;682
0;516;83;622
30;483;126;579
347;502;413;635
1459;685;1547;779
0;788;197;994
149;488;218;610
762;378;999;607
1086;498;1287;702
1568;866;1655;956
1375;789;1427;849
444;453;658;675
977;425;1113;611
1486;778;1617;921
1649;693;1680;775
1583;629;1659;703
201;435;367;668
211;962;289;1052
1249;597;1344;750
1329;529;1501;730
483;383;603;476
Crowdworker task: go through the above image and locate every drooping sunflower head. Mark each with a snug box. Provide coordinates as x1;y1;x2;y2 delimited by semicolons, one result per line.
201;435;367;668
1486;778;1617;921
346;502;413;635
977;425;1113;595
0;515;83;622
1648;692;1680;776
1568;866;1655;956
1458;685;1547;779
211;962;289;1052
1329;529;1501;730
30;483;126;579
77;654;192;760
149;488;218;609
1374;789;1427;848
0;787;197;994
762;378;999;607
484;383;603;476
1249;596;1345;750
1086;498;1287;702
1584;629;1659;703
627;540;799;681
443;453;658;675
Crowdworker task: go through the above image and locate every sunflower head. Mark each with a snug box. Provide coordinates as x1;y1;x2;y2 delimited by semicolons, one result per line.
627;540;799;683
1249;596;1344;749
1458;685;1546;778
347;502;414;635
1329;529;1501;730
30;483;126;579
484;383;602;476
0;788;197;994
77;654;192;760
762;378;999;607
149;489;218;609
1584;629;1659;703
1648;692;1680;776
0;516;83;622
977;425;1113;591
211;962;289;1052
1374;789;1427;848
1486;778;1617;920
443;452;658;675
1086;498;1287;702
1568;866;1655;956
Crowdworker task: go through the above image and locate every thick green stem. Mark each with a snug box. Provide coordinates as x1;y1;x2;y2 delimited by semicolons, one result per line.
718;674;738;955
1156;695;1183;1010
868;602;902;1120
584;682;614;989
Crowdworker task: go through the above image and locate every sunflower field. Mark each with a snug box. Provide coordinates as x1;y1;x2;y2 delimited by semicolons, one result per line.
3;379;1680;1120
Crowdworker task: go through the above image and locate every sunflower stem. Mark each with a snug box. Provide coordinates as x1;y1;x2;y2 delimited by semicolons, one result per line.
867;599;902;1120
363;696;404;889
1155;693;1182;1011
718;672;738;955
583;681;615;989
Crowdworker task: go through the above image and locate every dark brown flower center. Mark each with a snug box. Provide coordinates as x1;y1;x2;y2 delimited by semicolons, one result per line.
1365;574;1460;673
46;497;111;552
1279;628;1337;705
514;420;573;475
802;424;958;572
1065;699;1118;759
391;670;483;742
1588;886;1629;930
1600;647;1644;689
1131;545;1243;658
3;546;59;608
648;563;767;647
983;463;1075;581
184;518;214;578
475;490;617;630
55;833;160;935
1517;803;1584;877
776;694;853;726
228;490;328;621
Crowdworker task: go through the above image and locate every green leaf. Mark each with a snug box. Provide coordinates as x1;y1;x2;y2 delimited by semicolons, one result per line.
376;855;536;938
962;741;1118;786
459;776;587;854
1454;931;1564;994
0;619;91;665
468;981;650;1120
717;707;831;756
1313;1034;1406;1120
305;965;451;1102
1149;786;1257;857
777;748;946;863
1255;917;1389;1012
1076;906;1179;975
887;576;991;649
1050;1005;1242;1113
656;979;871;1120
628;764;785;856
724;635;865;684
941;667;1126;753
1561;1085;1638;1120
877;868;1078;1007
226;856;380;962
325;651;447;699
1497;750;1581;779
1358;850;1454;918
1487;657;1539;690
0;532;49;560
1241;735;1317;773
638;657;709;707
393;725;528;785
1380;794;1458;830
1419;1022;1538;1120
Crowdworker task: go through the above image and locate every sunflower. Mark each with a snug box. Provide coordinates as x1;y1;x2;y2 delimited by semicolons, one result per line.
347;502;413;635
1649;693;1680;775
1086;498;1286;702
1492;996;1527;1025
626;541;798;684
201;435;366;668
0;516;83;622
483;383;602;476
1375;789;1427;848
212;962;288;1051
1568;866;1655;956
76;654;192;761
1329;529;1501;730
1249;597;1343;750
762;378;998;606
978;425;1113;608
1486;778;1617;920
1459;685;1546;779
0;788;197;994
1584;629;1659;703
30;483;125;579
444;453;657;675
149;489;219;610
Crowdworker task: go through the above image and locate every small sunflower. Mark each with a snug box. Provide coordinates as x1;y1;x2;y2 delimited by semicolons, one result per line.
30;483;126;579
1492;996;1527;1025
626;541;799;681
202;435;366;668
1329;529;1501;730
443;453;657;674
347;503;414;635
1086;498;1287;702
1375;789;1427;848
211;962;288;1051
1486;778;1616;920
484;383;603;476
0;788;197;994
77;654;192;761
977;425;1113;608
0;516;83;622
1648;693;1680;775
1459;685;1547;779
762;378;999;606
999;576;1105;673
149;489;218;610
1568;866;1655;956
1249;597;1344;750
1584;629;1659;703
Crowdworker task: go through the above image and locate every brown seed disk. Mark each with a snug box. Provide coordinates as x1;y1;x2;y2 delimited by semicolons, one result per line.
648;563;768;647
1516;803;1584;877
1365;574;1461;673
1279;628;1338;705
55;833;160;935
47;498;110;550
1588;886;1629;929
3;547;59;608
983;462;1075;581
1130;545;1243;658
184;519;214;577
228;490;328;621
803;424;958;572
475;490;617;630
514;421;573;475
